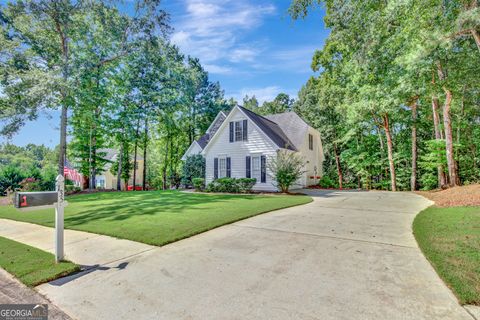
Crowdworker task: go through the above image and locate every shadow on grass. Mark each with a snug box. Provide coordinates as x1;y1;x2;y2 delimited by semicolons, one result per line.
63;191;263;226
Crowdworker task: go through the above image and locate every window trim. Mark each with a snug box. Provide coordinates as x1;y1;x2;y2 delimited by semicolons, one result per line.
252;156;261;182
219;157;227;178
234;120;243;141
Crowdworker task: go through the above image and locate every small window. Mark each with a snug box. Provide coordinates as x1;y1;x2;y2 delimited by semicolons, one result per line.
308;134;313;150
235;121;243;141
219;158;227;178
252;156;261;182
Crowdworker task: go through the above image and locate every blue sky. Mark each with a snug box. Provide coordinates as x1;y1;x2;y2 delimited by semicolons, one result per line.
2;0;328;147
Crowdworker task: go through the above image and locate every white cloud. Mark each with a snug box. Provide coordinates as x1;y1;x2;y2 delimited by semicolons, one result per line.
203;64;232;75
230;47;259;63
229;86;297;104
171;0;276;66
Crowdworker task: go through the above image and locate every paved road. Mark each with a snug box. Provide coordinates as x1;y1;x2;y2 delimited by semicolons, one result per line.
32;190;472;319
0;268;72;320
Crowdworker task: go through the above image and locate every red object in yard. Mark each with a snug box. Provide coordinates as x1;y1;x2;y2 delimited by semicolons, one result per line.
309;176;321;179
127;185;143;191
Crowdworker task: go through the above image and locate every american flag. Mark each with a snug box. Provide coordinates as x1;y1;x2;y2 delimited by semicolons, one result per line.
64;160;83;187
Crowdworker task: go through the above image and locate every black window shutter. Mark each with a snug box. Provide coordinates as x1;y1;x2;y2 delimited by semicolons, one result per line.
243;120;248;141
214;158;218;179
260;156;266;183
229;122;234;142
226;157;231;177
246;156;251;178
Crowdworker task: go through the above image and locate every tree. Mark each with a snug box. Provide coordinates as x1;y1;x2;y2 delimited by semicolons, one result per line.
258;93;295;115
181;155;206;187
289;0;480;191
268;150;305;193
243;95;259;111
0;165;25;193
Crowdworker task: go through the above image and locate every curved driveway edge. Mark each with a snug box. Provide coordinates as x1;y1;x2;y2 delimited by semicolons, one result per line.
36;190;472;319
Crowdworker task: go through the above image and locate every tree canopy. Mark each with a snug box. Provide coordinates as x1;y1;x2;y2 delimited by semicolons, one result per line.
292;0;480;190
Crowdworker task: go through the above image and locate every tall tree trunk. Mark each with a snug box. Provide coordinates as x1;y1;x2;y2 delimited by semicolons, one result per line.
410;99;418;191
437;62;459;186
382;113;397;191
117;140;123;191
333;143;343;189
442;89;459;186
472;29;480;53
91;132;97;189
58;105;68;177
132;119;140;190
142;118;148;191
162;133;170;190
56;22;69;178
88;126;93;190
432;73;447;187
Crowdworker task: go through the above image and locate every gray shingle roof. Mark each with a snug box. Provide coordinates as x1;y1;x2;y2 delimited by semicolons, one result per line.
239;106;297;151
196;133;210;149
264;112;309;150
194;106;308;152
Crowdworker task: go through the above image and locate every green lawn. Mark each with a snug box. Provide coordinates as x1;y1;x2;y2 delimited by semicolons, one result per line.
0;236;79;286
413;206;480;305
0;190;311;246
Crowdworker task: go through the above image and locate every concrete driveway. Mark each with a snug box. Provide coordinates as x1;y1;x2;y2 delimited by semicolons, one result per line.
38;190;473;320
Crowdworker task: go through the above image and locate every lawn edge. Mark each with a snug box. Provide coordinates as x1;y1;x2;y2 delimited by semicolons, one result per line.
412;206;480;306
0;236;81;287
0;195;313;248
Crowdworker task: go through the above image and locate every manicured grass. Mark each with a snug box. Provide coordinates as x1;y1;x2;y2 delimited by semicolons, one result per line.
0;190;311;246
413;206;480;305
0;236;79;286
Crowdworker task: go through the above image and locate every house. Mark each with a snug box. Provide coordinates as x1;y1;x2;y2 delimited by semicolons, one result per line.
94;148;145;190
182;105;324;191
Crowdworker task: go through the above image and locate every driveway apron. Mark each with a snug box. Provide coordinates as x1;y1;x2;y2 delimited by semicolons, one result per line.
31;190;472;320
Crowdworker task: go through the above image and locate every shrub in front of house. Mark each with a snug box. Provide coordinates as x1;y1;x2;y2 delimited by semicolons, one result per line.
206;177;256;193
268;150;305;193
192;178;205;191
65;185;81;194
237;178;256;193
318;176;336;189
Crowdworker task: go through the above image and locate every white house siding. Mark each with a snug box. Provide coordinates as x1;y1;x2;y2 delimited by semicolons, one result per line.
203;108;279;191
298;127;325;187
182;142;202;160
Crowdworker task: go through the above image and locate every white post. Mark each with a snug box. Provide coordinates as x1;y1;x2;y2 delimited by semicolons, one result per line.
55;175;65;263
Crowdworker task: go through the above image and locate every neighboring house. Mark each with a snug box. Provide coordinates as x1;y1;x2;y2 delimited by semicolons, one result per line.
182;105;324;191
94;148;145;190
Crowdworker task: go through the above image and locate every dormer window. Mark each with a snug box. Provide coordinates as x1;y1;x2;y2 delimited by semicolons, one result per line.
229;120;248;142
235;121;243;141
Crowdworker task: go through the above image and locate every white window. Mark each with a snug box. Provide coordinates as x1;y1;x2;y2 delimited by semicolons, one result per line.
235;121;243;141
96;178;105;188
219;158;227;178
252;156;261;182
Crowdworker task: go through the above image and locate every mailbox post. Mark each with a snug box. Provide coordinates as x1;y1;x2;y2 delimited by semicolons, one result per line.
55;175;65;262
14;175;66;263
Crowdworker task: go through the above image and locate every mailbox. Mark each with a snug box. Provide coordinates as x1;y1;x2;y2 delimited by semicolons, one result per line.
14;191;58;209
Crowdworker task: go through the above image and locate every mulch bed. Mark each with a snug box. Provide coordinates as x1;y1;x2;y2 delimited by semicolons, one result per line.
416;184;480;207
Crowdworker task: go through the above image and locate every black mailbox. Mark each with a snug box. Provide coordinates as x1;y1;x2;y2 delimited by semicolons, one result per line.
14;191;58;209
